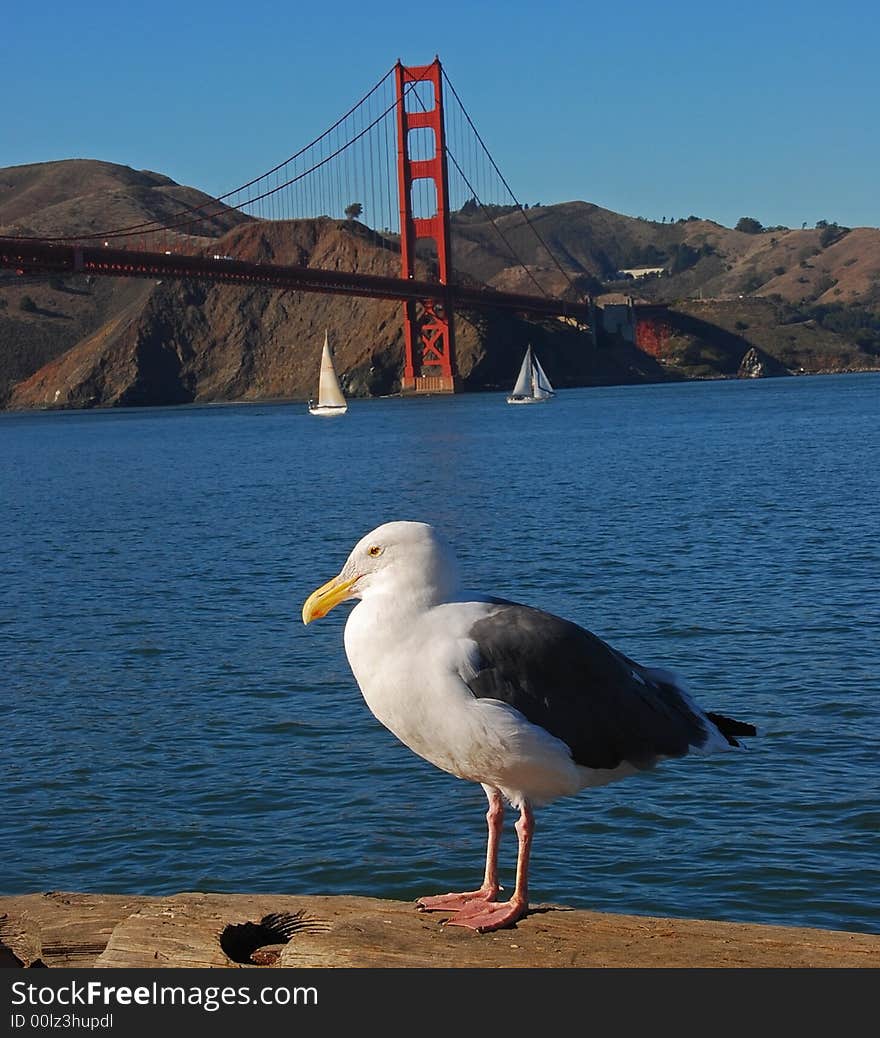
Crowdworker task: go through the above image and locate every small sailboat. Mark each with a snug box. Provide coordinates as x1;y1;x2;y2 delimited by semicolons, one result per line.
308;330;348;417
506;344;555;404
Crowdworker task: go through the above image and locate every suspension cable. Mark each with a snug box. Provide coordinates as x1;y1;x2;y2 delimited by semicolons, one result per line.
403;68;552;299
444;147;551;298
442;69;577;293
17;65;398;243
24;73;419;244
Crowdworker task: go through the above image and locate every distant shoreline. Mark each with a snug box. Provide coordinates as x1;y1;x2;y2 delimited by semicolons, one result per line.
2;366;879;416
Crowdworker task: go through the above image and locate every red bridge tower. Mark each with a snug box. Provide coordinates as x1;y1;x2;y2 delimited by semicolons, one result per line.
395;58;456;393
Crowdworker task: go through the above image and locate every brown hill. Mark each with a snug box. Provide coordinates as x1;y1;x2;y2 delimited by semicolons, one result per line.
2;159;879;409
655;297;877;379
7;214;667;409
0;159;254;404
0;159;250;242
452;203;880;307
450;202;880;377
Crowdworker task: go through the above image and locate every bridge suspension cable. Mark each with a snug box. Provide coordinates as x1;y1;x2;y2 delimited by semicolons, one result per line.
441;70;578;297
14;66;403;244
5;59;583;312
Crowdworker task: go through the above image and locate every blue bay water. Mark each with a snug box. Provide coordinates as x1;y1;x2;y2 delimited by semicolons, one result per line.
2;374;878;935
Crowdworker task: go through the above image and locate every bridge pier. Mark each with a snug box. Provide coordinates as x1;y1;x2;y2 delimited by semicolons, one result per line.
400;296;456;393
401;374;456;394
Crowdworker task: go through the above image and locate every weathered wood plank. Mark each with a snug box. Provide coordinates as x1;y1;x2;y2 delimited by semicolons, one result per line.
275;898;880;968
95;893;313;968
0;892;154;968
1;892;878;969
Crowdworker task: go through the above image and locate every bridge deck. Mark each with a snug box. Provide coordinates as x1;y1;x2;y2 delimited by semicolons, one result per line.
0;237;591;323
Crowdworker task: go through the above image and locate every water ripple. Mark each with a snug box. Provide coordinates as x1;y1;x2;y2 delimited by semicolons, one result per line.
2;375;879;935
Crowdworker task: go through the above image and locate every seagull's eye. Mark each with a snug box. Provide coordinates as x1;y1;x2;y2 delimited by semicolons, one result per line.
367;545;383;558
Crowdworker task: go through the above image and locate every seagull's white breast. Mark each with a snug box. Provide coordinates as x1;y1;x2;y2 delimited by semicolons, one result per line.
343;597;588;806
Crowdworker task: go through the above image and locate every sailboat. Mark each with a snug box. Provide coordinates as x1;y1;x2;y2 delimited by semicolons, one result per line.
308;330;348;417
506;344;555;404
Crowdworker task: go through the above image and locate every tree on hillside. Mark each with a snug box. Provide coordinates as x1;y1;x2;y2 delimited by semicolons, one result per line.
818;221;850;248
667;242;701;274
624;243;667;268
344;202;363;221
735;216;764;234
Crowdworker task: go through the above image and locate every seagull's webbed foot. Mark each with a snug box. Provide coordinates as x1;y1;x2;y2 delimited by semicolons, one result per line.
445;895;528;933
441;800;533;933
416;884;500;913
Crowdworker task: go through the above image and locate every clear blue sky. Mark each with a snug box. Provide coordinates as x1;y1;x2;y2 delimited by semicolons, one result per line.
5;0;879;230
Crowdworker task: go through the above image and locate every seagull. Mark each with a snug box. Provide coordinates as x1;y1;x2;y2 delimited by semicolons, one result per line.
301;521;755;933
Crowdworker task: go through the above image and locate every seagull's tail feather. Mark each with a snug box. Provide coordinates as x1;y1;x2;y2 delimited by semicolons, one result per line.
706;711;757;747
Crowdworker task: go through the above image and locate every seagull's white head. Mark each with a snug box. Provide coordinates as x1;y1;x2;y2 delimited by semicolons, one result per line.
302;521;461;624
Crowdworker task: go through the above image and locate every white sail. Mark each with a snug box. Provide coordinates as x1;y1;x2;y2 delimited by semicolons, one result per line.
507;345;554;404
317;332;346;407
511;346;534;397
532;355;554;398
310;330;347;415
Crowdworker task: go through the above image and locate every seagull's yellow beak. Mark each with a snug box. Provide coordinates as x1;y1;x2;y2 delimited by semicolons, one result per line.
302;573;359;625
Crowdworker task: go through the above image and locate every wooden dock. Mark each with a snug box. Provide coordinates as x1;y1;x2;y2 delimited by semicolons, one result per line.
2;891;878;968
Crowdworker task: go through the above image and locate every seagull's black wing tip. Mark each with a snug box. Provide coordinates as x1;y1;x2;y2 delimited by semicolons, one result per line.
706;711;758;747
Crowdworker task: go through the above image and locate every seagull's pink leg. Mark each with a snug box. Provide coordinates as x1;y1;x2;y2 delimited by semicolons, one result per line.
417;786;504;912
446;800;533;933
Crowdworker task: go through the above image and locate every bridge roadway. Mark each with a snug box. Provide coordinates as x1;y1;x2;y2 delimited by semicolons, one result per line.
0;237;591;324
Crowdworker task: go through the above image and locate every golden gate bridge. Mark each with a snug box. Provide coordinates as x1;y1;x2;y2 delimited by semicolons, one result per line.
0;59;592;394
